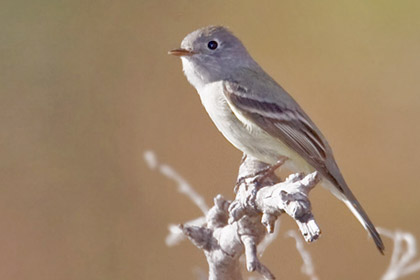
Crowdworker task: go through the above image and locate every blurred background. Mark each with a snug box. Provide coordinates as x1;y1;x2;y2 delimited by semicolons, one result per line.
1;0;420;279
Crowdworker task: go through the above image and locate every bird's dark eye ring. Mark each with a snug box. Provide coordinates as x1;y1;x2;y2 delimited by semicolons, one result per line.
207;40;218;50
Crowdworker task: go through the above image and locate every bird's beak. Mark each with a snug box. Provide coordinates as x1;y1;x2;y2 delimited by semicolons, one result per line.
168;48;195;57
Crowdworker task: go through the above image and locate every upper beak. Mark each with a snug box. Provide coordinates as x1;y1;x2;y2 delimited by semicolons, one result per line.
168;48;195;57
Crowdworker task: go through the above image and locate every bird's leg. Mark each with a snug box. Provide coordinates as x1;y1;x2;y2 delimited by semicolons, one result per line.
251;157;287;185
235;157;287;192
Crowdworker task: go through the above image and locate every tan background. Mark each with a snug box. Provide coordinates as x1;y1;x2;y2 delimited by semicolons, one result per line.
1;0;420;279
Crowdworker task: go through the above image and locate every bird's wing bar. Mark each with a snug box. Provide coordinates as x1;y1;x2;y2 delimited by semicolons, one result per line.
223;80;329;171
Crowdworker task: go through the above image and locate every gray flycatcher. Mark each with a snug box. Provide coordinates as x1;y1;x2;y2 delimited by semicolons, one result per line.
169;25;384;254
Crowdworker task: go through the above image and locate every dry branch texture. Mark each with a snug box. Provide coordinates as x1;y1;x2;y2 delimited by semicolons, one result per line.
145;150;420;280
179;155;320;279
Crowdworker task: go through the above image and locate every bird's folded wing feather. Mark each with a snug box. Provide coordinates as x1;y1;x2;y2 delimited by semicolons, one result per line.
222;80;342;190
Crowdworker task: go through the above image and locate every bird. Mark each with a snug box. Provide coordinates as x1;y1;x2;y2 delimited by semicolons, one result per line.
168;25;384;254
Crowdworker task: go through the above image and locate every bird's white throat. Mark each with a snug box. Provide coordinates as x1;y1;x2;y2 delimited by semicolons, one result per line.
181;57;207;91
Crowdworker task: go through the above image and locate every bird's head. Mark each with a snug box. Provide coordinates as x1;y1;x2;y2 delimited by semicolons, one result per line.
169;26;256;89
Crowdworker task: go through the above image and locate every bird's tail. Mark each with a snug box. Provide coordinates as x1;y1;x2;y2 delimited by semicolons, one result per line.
342;197;385;254
322;160;385;254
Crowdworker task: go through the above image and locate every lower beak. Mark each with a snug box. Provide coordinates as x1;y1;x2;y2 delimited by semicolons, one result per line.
168;48;195;57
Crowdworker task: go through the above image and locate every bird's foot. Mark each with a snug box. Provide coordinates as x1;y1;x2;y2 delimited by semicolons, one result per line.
235;157;287;191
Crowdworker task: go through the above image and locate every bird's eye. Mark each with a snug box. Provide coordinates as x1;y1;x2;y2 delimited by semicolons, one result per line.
207;40;218;50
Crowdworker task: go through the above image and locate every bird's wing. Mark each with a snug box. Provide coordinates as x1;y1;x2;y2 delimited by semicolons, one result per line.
222;79;385;254
222;80;335;186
